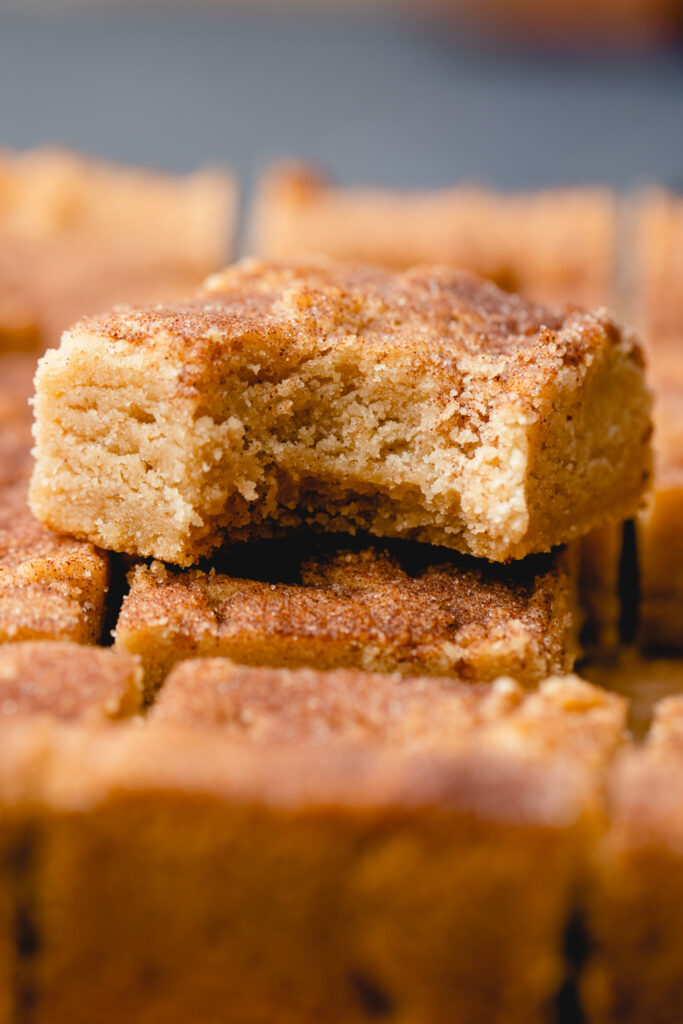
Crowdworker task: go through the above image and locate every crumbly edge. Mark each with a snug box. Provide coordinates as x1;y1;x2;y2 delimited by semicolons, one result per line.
29;331;229;564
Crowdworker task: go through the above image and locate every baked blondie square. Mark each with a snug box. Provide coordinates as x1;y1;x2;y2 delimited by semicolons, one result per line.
31;259;652;565
30;677;625;1024
0;146;236;352
0;481;110;644
115;541;579;697
583;695;683;1023
0;642;142;723
638;190;683;339
637;344;683;650
251;162;616;308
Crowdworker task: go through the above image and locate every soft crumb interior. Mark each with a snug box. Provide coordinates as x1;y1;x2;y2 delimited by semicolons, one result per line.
209;348;533;550
31;337;533;565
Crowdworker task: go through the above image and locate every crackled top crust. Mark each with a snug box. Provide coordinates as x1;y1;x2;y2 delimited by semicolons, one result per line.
74;258;637;397
117;541;575;687
30;677;624;828
297;545;567;630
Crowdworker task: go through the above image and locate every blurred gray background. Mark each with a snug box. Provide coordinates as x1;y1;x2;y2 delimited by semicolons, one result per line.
0;5;681;194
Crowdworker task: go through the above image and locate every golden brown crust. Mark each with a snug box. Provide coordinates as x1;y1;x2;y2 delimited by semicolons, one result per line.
91;258;609;382
0;669;624;819
37;718;592;825
0;641;142;723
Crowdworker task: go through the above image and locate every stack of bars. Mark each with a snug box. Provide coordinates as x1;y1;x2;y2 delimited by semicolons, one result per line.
0;149;682;1024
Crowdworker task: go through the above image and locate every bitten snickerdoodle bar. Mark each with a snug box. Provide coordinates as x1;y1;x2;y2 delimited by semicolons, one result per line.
31;259;652;566
114;542;579;697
